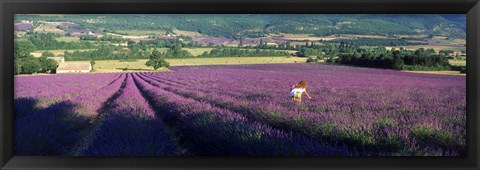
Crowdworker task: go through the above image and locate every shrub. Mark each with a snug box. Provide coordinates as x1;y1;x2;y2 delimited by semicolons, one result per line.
306;57;318;63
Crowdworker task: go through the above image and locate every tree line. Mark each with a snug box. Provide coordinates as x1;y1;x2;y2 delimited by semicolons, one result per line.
14;40;58;74
336;47;451;71
28;33;96;50
79;35;127;43
286;40;454;71
63;43;291;61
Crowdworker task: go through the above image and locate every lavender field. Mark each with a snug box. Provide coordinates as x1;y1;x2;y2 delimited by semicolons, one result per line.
14;63;466;156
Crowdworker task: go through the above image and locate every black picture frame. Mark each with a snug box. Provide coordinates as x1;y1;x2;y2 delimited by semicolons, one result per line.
1;0;479;169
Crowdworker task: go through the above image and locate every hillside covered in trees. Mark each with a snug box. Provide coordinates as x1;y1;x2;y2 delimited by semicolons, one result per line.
15;14;466;38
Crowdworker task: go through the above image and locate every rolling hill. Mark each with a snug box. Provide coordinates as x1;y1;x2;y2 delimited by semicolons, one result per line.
15;14;466;38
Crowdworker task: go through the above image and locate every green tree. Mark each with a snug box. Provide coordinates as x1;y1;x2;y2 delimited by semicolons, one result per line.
14;40;36;58
90;59;96;69
164;44;192;58
392;56;404;70
21;58;41;74
41;51;55;57
146;49;170;70
296;47;306;57
238;37;244;48
38;57;58;73
171;43;182;52
14;59;22;75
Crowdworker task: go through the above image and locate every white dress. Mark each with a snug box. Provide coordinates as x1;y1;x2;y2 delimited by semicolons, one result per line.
290;88;306;97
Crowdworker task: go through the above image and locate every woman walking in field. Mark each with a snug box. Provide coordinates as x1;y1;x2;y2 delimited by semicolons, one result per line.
290;80;312;103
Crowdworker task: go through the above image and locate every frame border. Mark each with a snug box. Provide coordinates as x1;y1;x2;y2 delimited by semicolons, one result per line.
1;0;479;169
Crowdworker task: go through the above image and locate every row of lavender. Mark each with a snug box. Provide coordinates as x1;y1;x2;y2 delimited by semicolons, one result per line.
15;73;126;155
77;74;182;156
15;72;352;156
132;72;353;156
14;63;466;156
140;63;466;156
15;74;121;112
15;73;184;156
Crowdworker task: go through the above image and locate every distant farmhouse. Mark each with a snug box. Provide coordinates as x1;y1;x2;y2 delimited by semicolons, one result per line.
20;20;33;24
56;62;92;73
44;57;92;74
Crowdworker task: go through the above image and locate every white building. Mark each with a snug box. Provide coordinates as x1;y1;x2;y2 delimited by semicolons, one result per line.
56;62;92;73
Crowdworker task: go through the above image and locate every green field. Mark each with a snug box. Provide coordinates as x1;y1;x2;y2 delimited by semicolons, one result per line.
449;59;466;66
91;56;308;72
55;37;80;42
181;48;214;56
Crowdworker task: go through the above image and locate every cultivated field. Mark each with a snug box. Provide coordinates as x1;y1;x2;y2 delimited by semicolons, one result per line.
143;48;215;56
93;60;160;72
403;70;466;76
273;33;336;41
114;30;168;36
15;64;466;156
92;57;308;72
401;59;466;76
166;56;307;66
448;59;466;66
179;48;214;56
105;33;150;41
34;22;66;34
172;29;205;37
271;33;428;41
451;39;466;44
